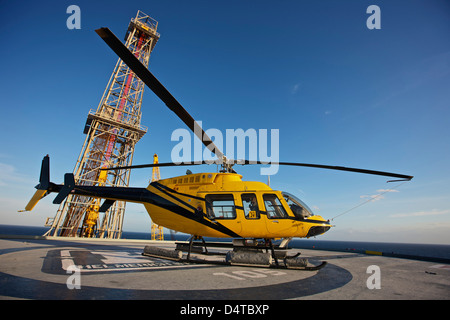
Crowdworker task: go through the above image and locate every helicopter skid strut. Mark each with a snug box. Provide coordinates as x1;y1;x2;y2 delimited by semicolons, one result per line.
142;237;327;271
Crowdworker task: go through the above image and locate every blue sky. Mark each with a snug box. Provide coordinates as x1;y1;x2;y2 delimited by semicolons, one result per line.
1;0;449;244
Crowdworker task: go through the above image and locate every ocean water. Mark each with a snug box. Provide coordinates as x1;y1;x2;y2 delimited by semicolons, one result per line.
1;224;449;262
0;224;183;241
289;239;450;262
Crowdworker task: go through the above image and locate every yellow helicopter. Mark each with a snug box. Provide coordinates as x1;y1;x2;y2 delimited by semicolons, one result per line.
23;27;413;269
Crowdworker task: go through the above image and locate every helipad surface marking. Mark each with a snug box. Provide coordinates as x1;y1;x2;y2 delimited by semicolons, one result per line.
0;239;353;299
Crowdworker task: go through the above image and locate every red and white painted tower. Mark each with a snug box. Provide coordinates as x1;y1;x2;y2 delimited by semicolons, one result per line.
45;11;159;238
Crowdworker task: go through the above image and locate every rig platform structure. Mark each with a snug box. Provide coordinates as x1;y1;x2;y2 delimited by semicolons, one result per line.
44;11;160;239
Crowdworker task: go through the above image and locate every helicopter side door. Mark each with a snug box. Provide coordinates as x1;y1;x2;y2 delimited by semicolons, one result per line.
205;194;242;235
237;193;267;238
263;193;295;237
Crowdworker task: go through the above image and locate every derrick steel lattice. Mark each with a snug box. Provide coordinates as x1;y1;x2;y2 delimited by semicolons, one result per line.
44;11;159;238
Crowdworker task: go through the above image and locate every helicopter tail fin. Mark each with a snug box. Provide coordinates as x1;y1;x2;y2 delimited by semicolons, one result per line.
38;154;50;190
19;155;53;212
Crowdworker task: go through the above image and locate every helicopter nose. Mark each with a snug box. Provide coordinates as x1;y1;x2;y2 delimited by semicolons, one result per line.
302;216;332;238
306;225;331;237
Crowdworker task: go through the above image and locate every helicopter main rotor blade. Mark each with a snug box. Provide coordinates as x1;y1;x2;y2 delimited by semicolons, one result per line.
235;160;413;181
104;158;412;181
95;27;224;161
95;28;412;181
103;161;210;171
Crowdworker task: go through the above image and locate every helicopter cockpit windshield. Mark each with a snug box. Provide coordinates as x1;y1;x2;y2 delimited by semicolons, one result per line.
282;192;314;219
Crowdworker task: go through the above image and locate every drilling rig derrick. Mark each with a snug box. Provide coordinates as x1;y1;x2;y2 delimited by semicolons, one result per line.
45;11;159;238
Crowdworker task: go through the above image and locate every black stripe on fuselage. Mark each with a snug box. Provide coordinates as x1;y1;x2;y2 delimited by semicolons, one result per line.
151;181;206;202
71;185;240;238
150;182;199;212
146;183;240;238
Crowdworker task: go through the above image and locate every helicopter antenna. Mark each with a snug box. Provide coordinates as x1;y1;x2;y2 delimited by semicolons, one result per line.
330;180;408;221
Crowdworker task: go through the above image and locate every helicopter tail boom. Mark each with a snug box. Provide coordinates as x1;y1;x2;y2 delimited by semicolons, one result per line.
20;155;150;212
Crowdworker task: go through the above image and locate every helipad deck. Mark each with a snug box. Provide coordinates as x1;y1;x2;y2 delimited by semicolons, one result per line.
0;236;449;301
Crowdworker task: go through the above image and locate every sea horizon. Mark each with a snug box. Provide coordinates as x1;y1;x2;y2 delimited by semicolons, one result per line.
1;224;449;263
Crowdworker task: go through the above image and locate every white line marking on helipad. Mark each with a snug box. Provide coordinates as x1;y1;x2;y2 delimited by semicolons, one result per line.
61;250;76;271
430;264;450;269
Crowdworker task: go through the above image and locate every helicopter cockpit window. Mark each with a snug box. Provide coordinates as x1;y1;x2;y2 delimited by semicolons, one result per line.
241;193;260;219
205;194;236;219
282;192;314;219
263;194;288;219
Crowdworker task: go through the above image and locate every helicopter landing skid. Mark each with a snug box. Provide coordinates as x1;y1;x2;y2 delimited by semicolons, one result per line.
142;238;327;271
